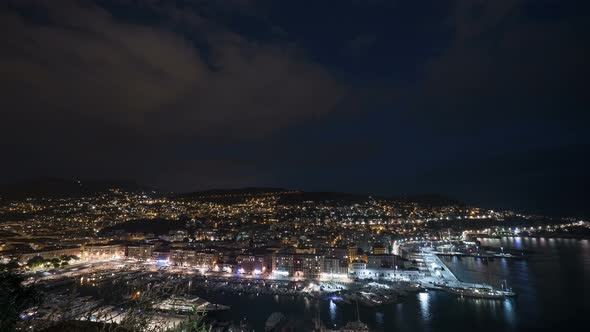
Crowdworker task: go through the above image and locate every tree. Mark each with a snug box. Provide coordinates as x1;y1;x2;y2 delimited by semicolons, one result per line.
167;307;211;332
59;255;79;262
0;271;41;331
0;260;20;271
27;256;47;268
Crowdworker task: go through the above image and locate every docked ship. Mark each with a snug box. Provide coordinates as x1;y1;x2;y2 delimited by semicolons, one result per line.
337;321;371;332
155;296;230;314
446;287;509;299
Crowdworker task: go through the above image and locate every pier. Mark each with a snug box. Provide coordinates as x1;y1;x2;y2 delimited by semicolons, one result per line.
434;252;526;259
419;248;496;291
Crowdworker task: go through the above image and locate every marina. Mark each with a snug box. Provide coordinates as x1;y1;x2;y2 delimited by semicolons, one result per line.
18;240;525;331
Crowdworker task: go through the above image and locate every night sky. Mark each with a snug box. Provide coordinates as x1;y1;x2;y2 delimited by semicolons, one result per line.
1;0;588;216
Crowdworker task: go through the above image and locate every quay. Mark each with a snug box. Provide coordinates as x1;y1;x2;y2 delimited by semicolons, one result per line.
417;248;514;298
434;252;526;259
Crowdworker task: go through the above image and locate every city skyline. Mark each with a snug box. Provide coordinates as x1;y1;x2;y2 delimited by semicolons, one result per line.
1;184;588;330
1;1;589;331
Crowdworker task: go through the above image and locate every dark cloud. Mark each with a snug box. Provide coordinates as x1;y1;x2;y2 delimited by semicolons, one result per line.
0;0;344;184
0;0;344;139
413;0;589;129
0;0;587;216
410;144;590;217
342;34;377;57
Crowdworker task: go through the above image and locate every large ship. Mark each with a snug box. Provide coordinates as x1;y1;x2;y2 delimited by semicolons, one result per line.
445;287;511;299
154;296;229;314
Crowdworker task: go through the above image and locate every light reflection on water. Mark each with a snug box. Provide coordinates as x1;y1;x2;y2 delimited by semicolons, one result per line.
329;300;337;321
375;312;384;329
419;291;430;321
503;299;516;328
513;237;522;250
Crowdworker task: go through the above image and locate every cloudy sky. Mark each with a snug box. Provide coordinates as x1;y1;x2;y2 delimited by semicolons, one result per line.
1;0;588;216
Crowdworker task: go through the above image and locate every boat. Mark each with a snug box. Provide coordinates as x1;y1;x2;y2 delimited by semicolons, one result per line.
494;253;511;257
498;290;517;297
333;300;371;332
338;320;371;332
445;287;505;299
499;280;516;297
197;301;231;312
265;312;285;331
155;296;229;314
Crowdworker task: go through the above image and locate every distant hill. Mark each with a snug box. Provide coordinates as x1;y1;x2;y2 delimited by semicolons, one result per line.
175;187;295;203
0;178;464;208
277;191;371;204
395;193;464;207
0;177;151;199
177;187;462;207
176;187;373;204
177;187;291;197
279;191;463;206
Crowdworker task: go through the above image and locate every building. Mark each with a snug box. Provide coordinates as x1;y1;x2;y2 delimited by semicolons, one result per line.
347;246;358;262
160;230;188;242
170;249;215;269
236;254;267;274
322;257;348;275
295;247;316;254
293;254;323;278
350;259;367;271
323;247;348;259
194;229;219;241
126;244;154;260
82;244;124;260
372;242;388;254
19;247;81;263
366;254;399;269
274;253;294;275
349;255;420;280
152;250;170;263
393;241;409;258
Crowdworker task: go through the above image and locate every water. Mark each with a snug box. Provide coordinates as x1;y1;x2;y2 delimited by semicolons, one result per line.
196;237;590;331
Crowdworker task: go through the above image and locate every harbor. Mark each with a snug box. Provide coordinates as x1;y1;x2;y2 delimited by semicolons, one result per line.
18;242;523;331
12;237;588;330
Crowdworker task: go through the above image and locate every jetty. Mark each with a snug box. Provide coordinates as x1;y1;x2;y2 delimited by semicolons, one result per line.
418;248;514;298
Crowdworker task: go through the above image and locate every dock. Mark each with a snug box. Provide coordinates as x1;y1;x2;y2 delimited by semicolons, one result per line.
419;248;497;292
